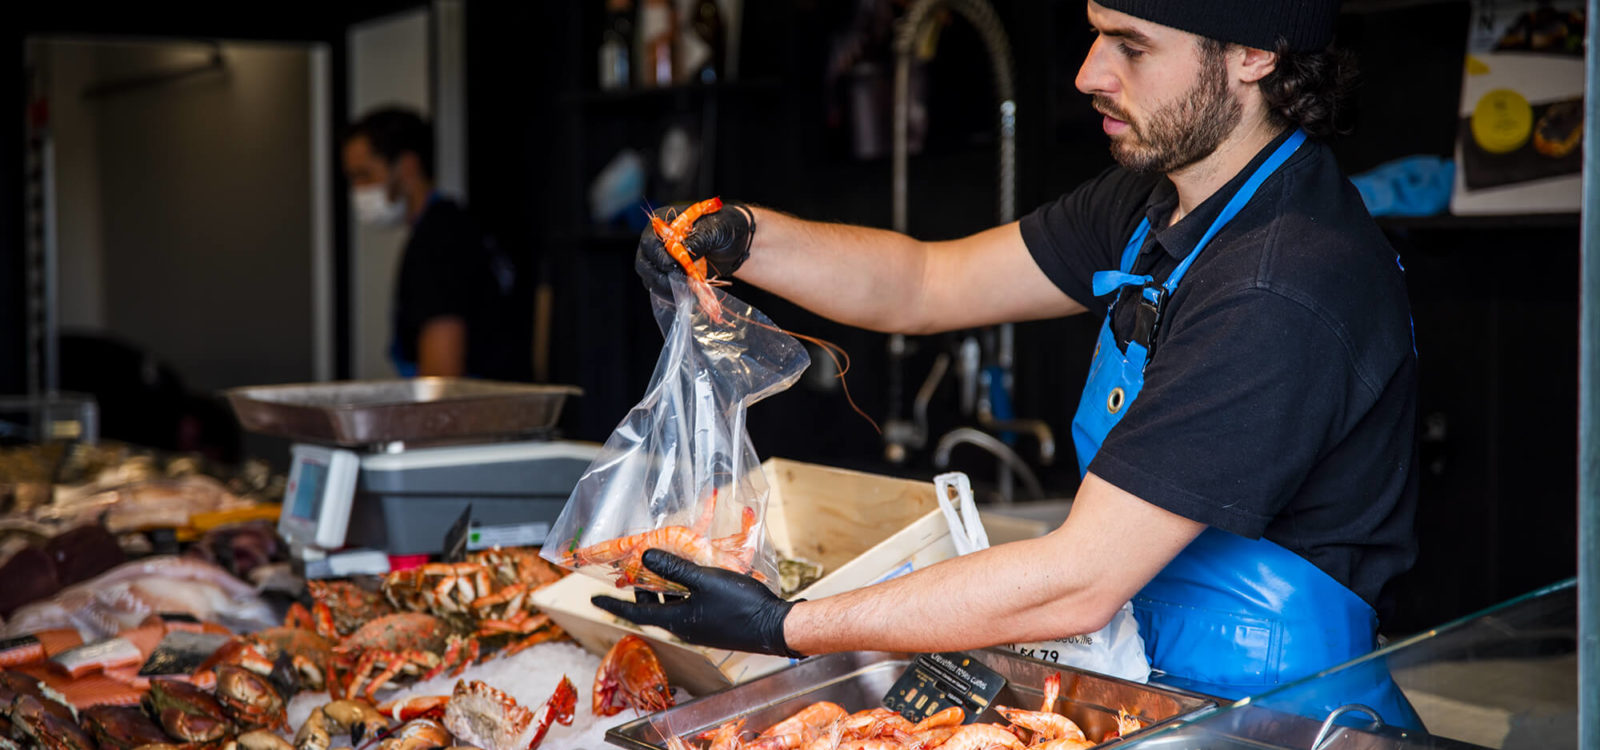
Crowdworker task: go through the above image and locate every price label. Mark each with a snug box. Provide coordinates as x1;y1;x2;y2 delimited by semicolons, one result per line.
881;652;1006;725
468;522;550;551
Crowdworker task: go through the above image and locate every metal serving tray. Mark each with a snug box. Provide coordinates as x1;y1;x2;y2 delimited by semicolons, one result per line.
225;378;582;446
607;650;1216;750
1122;704;1490;750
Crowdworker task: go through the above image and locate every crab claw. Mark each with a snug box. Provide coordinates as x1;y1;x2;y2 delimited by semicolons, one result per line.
377;694;451;723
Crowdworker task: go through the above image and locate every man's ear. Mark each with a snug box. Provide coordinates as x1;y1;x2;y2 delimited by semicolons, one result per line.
1235;46;1279;84
395;151;425;184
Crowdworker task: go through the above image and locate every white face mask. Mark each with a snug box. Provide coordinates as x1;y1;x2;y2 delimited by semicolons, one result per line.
352;184;406;227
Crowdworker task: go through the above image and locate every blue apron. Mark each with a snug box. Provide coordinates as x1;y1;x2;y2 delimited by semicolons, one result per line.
1070;130;1424;730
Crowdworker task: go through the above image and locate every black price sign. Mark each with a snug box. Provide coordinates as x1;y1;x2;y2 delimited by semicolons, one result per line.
882;652;1006;725
442;503;474;563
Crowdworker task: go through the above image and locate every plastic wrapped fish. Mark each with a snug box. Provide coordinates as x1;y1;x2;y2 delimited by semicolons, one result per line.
3;557;276;640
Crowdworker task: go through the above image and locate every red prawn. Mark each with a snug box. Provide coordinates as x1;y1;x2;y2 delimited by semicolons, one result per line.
649;197;880;433
651;197;731;324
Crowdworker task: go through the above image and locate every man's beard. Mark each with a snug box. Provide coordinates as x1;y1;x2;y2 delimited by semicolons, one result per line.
1097;49;1241;174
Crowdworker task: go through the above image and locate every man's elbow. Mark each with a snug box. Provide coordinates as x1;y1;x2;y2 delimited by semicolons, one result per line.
1076;598;1123;634
1034;588;1127;637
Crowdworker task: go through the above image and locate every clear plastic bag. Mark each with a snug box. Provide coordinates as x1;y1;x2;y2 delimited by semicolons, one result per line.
543;275;809;593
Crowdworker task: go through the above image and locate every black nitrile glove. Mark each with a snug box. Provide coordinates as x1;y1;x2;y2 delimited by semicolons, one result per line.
590;549;802;658
634;202;756;292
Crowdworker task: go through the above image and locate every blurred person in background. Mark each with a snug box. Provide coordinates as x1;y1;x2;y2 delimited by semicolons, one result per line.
342;106;529;380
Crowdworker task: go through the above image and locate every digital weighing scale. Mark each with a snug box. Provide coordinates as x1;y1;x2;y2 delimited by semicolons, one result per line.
227;378;598;577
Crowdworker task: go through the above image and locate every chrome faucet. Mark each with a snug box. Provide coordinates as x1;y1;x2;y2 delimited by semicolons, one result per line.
881;0;1053;502
882;0;1018;465
933;427;1046;502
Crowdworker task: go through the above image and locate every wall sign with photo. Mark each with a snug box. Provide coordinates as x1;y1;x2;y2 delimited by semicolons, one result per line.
1451;0;1586;215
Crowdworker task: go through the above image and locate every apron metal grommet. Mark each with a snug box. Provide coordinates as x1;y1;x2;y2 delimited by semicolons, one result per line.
1107;387;1125;414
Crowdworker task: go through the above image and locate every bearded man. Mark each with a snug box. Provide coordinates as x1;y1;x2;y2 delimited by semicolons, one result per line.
605;0;1423;727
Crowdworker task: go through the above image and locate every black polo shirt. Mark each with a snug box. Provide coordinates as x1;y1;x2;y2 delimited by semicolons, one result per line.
1020;130;1418;613
395;198;530;381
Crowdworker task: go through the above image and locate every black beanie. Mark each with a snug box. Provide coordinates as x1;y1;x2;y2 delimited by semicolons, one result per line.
1096;0;1340;52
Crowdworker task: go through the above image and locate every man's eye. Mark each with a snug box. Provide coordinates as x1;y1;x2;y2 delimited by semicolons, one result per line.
1119;43;1144;59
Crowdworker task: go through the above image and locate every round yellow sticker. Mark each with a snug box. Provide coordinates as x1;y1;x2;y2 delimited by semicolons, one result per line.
1471;89;1533;154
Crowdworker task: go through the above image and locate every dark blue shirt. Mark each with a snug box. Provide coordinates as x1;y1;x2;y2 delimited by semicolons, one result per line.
395;198;530;381
1020;130;1418;613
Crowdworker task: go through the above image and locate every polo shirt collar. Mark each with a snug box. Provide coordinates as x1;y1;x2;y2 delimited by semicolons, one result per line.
1141;128;1300;261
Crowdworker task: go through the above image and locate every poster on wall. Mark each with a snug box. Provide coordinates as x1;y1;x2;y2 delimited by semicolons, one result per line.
1450;0;1586;215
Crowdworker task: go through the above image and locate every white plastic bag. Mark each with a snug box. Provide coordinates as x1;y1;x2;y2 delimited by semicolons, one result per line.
933;472;1151;682
543;275;808;593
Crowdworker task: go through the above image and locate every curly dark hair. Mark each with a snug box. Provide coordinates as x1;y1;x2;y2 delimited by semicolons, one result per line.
1199;38;1358;138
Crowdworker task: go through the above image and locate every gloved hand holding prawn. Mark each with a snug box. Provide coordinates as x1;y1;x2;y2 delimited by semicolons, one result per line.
633;199;757;295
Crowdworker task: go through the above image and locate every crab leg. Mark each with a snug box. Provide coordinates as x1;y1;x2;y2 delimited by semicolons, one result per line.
503;626;565;658
362;649;437;702
451;638;480;677
421;638;467;682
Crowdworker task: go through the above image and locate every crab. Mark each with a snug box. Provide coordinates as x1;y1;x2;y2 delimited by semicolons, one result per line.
294;699;392;750
331;613;480;701
383;562;494;616
226;730;297;750
446;677;577;750
289;580;395;639
215;663;288;731
377;717;453;750
473;546;568;589
79;705;172;750
146;677;234;742
381;547;565;623
200;626;335;692
378;677;579;750
11;692;94;750
380;548;570;657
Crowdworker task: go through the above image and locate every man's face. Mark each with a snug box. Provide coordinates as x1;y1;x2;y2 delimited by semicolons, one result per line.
1075;1;1241;174
342;135;392;190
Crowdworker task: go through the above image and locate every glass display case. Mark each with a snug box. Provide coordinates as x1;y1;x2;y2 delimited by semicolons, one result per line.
1120;578;1577;750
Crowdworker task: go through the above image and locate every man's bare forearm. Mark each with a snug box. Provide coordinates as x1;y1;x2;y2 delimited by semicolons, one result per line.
781;473;1205;655
783;535;1113;654
733;207;932;333
729;207;1082;334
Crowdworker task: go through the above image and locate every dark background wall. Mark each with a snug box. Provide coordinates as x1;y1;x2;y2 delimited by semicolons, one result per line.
91;41;315;393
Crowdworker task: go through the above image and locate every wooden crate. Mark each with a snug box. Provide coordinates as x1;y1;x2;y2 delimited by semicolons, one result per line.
529;458;1052;695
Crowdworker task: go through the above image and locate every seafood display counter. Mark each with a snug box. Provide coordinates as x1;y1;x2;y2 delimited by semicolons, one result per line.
608;649;1216;750
1111;578;1578;750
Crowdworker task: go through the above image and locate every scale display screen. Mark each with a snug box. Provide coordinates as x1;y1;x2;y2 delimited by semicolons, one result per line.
288;459;328;521
279;444;360;549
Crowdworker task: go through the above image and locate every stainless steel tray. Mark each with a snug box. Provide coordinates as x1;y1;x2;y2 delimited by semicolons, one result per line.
1123;704;1489;750
607;650;1216;750
225;378;582;446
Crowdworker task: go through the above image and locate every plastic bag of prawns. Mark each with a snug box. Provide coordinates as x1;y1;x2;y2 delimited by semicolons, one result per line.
542;270;807;594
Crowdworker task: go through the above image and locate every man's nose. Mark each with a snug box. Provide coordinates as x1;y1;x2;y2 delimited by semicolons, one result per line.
1075;37;1114;96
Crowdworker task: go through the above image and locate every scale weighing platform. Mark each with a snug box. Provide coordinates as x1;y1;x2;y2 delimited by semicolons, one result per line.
227;378;596;577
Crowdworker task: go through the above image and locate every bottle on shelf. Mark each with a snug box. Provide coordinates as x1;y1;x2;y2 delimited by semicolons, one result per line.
682;0;725;84
598;0;633;91
637;0;676;88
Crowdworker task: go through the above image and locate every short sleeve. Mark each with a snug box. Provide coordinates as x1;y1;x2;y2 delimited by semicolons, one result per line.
1088;287;1373;538
1019;167;1156;317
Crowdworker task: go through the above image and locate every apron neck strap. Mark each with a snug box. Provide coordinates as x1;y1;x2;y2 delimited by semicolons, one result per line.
1164;129;1307;292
